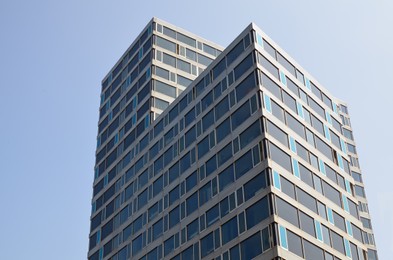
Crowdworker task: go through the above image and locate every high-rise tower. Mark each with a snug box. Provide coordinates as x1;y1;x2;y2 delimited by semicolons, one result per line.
88;18;377;260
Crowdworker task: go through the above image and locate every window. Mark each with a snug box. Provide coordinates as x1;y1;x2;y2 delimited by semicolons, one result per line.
187;219;199;240
297;188;317;213
276;197;299;227
234;54;253;80
186;171;197;191
277;52;295;76
240;120;261;149
246;196;270;229
299;211;315;237
322;181;341;207
206;204;220;227
177;75;192;87
267;120;288;147
331;231;345;255
244;170;267;201
309;97;325;118
287;230;303;257
221;216;238;245
219;165;235;191
271;99;285;122
235;150;253;179
202;109;214;132
259;54;279;79
231;100;250;130
269;142;292;173
282;91;297;113
132;234;144;256
236;72;256;101
311;114;324;136
155;80;176;98
186;192;198;216
333;211;346;232
152;218;163;240
261;72;281;98
281;176;295;199
169;206;179;228
240;232;262;260
156;36;176;53
162;53;176;67
299;164;313;188
210;119;229;147
218;143;232;167
303;240;324;260
199;182;212;206
286;113;305;139
201;232;214;257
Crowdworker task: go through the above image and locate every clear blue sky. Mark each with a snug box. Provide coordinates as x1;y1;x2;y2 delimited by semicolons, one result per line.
0;1;392;259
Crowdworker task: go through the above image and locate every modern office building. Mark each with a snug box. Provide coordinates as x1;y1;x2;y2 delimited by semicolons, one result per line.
88;17;378;260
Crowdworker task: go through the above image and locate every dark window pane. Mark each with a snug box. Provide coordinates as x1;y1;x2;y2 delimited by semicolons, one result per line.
246;196;270;229
240;232;262;260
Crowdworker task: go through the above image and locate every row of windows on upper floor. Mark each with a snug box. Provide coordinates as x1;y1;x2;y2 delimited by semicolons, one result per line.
256;32;339;116
101;24;153;92
94;49;256;186
154;35;214;67
91;95;261;232
262;88;351;177
258;52;344;136
154;22;222;58
90;142;266;259
96;30;253;160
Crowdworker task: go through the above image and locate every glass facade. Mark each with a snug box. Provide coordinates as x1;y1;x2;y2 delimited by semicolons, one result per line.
88;18;377;260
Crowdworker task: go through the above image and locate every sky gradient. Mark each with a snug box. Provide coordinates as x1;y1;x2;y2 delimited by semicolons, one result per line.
0;0;392;259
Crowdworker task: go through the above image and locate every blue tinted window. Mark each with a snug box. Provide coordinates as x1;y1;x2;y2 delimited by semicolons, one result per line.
187;219;199;240
186;171;197;191
244;171;267;201
231;100;250;130
240;119;261;149
202;109;215;132
169;206;179;228
235;150;253;179
222;216;238;245
186;192;198;215
246;196;270;229
199;182;212;206
219;165;235;191
215;96;229;121
201;232;214;257
234;54;253;80
152;219;163;240
241;232;262;259
206;204;220;227
198;136;209;159
217;143;232;167
216;117;231;143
